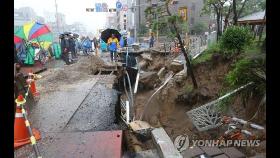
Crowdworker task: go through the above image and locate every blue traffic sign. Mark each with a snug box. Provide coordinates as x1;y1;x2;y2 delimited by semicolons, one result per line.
95;3;102;12
116;1;122;10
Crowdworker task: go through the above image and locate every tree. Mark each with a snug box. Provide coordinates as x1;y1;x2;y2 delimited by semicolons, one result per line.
202;0;229;40
232;0;249;25
223;4;232;31
165;0;198;89
226;0;265;25
238;0;265;18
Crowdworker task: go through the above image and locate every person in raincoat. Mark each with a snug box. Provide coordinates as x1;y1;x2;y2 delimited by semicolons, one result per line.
24;41;35;65
51;42;61;59
92;37;99;56
107;34;119;62
82;37;92;55
100;39;107;53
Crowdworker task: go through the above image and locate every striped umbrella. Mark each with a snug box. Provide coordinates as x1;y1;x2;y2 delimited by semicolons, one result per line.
14;21;53;50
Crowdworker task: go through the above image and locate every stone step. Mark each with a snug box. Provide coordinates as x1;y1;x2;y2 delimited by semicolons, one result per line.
151;128;183;158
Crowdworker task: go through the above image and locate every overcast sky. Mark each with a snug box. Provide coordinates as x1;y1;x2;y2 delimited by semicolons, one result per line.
15;0;118;33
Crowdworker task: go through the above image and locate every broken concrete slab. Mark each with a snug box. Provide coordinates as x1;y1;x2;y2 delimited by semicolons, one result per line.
174;70;187;86
139;60;148;69
169;62;184;73
213;154;230;158
220;147;246;158
181;147;205;158
129;120;154;139
129;120;153;132
248;153;266;158
151;128;183;158
141;53;153;61
200;146;223;157
134;149;160;158
139;71;160;90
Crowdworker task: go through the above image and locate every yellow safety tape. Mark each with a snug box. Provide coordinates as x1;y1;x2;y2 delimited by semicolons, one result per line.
22;109;26;114
25;120;30;127
15;99;26;105
30;136;36;145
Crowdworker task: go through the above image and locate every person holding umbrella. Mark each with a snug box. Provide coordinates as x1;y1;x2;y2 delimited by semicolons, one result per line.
107;34;119;62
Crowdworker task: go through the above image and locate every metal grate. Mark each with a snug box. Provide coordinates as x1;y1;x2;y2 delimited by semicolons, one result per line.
187;101;222;132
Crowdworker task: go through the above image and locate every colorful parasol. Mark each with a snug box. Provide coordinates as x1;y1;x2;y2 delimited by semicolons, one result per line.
14;21;53;50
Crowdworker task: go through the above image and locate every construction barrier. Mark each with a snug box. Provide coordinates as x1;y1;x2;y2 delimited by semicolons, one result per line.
14;80;42;158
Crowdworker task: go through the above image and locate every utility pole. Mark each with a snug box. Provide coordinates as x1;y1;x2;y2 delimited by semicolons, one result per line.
55;0;60;35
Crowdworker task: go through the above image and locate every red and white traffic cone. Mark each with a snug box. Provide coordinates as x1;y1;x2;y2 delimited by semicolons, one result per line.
14;95;41;149
26;71;40;97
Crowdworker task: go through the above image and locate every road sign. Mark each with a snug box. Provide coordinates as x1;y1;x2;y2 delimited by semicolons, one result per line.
116;1;122;11
95;3;102;12
86;8;94;12
109;8;117;12
122;5;128;11
102;3;108;12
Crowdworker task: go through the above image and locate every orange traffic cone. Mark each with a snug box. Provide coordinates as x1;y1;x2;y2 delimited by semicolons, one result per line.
14;95;41;149
27;71;39;97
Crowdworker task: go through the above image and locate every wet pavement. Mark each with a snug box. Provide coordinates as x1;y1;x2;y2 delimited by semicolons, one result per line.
29;78;98;132
64;83;119;132
15;54;123;158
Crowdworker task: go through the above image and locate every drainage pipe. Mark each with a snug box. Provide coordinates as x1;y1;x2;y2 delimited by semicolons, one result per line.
125;70;134;109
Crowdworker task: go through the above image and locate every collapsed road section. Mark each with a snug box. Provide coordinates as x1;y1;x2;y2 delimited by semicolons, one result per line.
14;55;125;158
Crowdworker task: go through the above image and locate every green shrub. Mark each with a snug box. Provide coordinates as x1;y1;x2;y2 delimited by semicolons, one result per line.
192;42;221;65
204;42;222;54
220;26;253;54
225;54;266;95
225;58;252;87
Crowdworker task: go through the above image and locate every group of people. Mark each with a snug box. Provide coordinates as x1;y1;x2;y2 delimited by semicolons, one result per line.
59;33;100;65
59;33;79;65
